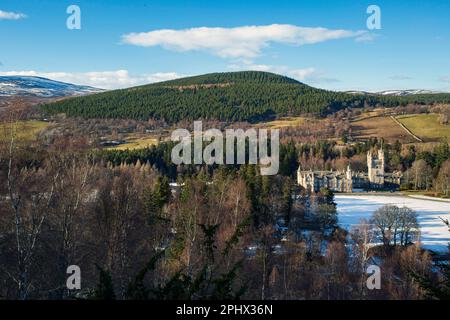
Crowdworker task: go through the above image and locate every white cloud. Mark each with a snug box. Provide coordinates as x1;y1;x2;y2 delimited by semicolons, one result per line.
228;62;339;84
440;76;450;83
354;33;378;42
0;10;27;20
122;24;366;58
0;70;185;89
288;68;322;81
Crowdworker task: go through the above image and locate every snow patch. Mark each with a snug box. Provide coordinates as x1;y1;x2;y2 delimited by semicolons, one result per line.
335;194;450;253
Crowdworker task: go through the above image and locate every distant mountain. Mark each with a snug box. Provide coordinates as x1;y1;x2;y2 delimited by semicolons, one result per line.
41;71;450;123
346;89;445;96
0;76;102;98
376;89;444;96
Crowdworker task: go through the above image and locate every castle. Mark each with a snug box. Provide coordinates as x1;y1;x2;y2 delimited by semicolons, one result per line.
297;149;402;193
367;149;385;187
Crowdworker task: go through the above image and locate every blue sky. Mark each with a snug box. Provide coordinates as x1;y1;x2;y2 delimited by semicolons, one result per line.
0;0;449;91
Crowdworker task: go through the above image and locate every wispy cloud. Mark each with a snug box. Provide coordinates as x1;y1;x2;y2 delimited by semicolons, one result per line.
354;33;378;42
0;10;27;20
389;75;413;80
440;76;450;83
228;61;339;84
0;70;185;89
122;24;367;59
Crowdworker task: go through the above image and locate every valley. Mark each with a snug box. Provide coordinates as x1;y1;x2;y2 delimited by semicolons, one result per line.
1;71;449;300
2;0;449;304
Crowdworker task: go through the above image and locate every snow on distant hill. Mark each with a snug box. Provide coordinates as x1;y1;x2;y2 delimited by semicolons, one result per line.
0;76;103;98
345;89;444;96
376;89;442;96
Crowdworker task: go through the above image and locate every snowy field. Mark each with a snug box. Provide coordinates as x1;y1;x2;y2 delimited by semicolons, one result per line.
335;194;450;253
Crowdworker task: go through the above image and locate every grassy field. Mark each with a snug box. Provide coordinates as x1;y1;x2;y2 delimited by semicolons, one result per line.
256;116;308;129
350;108;393;122
350;116;415;143
0;120;50;142
396;113;450;142
107;136;159;150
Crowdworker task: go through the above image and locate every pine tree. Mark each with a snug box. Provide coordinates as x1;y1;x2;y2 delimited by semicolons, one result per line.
412;219;450;299
154;176;171;208
92;267;116;300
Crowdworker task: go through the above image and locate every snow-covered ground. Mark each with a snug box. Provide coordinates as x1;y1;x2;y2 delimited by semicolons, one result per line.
335;194;450;253
0;76;103;97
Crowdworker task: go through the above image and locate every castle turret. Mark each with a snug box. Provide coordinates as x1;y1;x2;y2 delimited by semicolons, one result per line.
346;164;353;192
297;165;302;186
367;148;385;188
346;164;352;180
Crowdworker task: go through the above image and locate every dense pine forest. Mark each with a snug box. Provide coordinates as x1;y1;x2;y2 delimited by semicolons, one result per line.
40;71;450;123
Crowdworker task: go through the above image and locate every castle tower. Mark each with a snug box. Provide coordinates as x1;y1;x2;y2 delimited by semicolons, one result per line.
309;169;316;192
346;164;353;192
297;165;315;193
367;148;385;187
297;165;303;187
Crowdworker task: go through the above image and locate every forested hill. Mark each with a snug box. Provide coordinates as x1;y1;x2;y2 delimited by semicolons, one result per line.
40;71;450;123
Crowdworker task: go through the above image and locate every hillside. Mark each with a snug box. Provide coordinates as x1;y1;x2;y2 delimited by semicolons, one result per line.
0;76;102;98
40;71;450;123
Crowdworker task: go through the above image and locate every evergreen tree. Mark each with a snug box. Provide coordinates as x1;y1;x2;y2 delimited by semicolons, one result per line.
92;267;116;300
